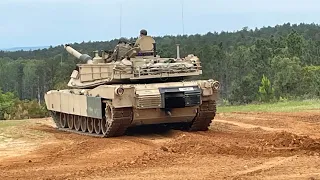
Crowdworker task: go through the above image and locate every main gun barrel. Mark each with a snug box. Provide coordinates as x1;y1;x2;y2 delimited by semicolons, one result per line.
64;44;93;64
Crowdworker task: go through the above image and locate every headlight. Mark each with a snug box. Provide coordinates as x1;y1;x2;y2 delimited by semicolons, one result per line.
115;87;124;95
212;81;220;90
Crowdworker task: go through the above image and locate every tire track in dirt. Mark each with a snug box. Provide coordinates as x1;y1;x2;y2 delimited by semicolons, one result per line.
217;112;320;138
231;156;296;177
1;111;320;179
215;119;285;132
263;173;320;180
0;124;181;180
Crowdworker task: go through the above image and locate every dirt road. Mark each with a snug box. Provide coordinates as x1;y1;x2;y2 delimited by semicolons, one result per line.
0;111;320;180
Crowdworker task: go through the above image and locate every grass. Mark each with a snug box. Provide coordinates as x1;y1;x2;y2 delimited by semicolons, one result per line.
0;120;26;129
217;99;320;113
0;120;46;141
0;120;25;142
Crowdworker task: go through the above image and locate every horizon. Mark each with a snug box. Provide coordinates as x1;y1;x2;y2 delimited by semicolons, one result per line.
2;22;318;51
0;23;282;50
1;0;320;49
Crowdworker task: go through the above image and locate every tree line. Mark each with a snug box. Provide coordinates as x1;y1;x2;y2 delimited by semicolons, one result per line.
0;22;319;119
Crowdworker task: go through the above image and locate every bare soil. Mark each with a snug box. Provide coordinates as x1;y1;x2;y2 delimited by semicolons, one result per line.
0;111;320;180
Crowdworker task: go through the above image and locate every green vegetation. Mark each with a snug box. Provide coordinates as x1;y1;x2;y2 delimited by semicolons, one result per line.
258;75;275;102
0;23;320;119
0;90;47;120
218;99;320;113
0;90;16;119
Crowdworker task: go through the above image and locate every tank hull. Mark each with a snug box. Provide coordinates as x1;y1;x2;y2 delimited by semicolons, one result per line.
45;80;219;137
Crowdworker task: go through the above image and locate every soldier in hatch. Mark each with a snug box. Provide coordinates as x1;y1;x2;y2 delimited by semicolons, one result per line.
134;29;156;54
134;29;148;47
110;38;132;61
107;29;154;62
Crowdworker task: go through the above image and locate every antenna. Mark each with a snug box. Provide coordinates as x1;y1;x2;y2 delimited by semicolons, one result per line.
181;0;185;35
120;3;122;38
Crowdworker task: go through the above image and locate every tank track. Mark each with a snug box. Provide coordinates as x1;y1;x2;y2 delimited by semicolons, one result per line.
49;107;133;138
187;100;217;131
50;111;62;129
169;100;216;131
48;101;215;137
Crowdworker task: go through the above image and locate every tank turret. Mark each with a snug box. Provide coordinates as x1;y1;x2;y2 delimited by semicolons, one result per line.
64;37;203;89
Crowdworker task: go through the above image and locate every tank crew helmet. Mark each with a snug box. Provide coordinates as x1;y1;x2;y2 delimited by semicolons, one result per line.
118;37;129;44
140;29;147;36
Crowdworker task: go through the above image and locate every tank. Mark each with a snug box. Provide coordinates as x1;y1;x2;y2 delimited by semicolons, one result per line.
44;34;220;137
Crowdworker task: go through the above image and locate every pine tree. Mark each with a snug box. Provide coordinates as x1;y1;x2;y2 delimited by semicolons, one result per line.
258;75;275;102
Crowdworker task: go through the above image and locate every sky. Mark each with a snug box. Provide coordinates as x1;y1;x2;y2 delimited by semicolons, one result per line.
0;0;319;49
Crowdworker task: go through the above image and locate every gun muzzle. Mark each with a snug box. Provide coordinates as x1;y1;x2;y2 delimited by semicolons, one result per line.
64;44;93;64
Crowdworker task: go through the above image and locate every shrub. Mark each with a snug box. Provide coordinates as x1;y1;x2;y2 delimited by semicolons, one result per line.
258;75;275;102
5;99;48;120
